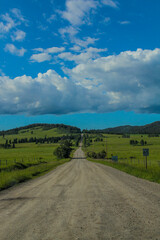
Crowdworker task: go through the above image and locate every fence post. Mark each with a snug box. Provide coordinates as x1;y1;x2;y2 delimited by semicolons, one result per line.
145;156;147;169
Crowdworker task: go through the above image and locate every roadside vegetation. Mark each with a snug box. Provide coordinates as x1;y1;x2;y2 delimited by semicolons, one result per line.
0;124;81;190
82;133;160;183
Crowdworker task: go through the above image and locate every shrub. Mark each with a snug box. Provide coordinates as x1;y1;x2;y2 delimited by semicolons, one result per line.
54;140;72;159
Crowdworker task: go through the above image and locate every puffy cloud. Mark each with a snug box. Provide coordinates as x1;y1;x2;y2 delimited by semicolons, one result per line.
70;45;81;52
33;47;65;54
73;37;99;47
0;9;28;39
4;43;26;56
59;0;98;39
60;0;118;28
59;25;98;48
61;0;97;26
30;46;65;63
58;0;118;40
86;47;107;53
46;47;65;53
10;8;27;24
1;48;160;115
11;29;26;41
0;13;16;34
0;70;109;115
58;47;107;64
69;48;160;113
30;53;52;63
59;26;79;37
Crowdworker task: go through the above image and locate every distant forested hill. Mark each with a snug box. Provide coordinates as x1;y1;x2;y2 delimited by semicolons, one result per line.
83;121;160;134
0;123;81;135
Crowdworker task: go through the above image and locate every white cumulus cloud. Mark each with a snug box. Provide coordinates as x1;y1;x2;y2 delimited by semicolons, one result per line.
69;48;160;113
0;9;28;39
30;53;52;63
0;13;16;34
1;48;160;115
11;29;26;41
58;47;107;64
4;43;26;56
59;26;79;37
61;0;97;26
30;46;65;63
0;70;107;115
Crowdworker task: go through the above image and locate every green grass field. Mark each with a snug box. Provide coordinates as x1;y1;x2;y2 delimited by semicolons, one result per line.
0;126;79;190
83;133;160;183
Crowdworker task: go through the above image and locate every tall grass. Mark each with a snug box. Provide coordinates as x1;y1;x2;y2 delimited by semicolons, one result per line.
84;133;160;183
0;159;70;190
89;159;160;183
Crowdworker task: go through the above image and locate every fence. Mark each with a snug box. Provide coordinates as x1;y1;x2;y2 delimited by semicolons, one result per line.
0;157;45;170
112;157;160;169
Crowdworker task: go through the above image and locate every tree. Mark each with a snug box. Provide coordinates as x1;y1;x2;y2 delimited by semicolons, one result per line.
54;140;72;159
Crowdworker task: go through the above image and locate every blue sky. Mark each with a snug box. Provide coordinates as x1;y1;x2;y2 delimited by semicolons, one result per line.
1;0;160;130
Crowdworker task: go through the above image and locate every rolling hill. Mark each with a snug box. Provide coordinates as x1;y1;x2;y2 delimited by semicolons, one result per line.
84;121;160;134
0;123;81;136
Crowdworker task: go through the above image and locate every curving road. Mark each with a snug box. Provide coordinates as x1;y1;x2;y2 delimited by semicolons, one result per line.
0;146;160;240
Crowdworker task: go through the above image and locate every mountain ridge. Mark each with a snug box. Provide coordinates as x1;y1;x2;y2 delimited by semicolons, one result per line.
84;121;160;134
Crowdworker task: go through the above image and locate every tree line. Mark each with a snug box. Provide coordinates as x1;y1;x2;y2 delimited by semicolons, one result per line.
87;150;106;159
130;139;147;146
0;134;81;149
0;123;81;136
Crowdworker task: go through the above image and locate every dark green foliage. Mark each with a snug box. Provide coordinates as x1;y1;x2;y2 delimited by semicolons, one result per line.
94;137;103;142
83;135;87;147
130;140;139;145
83;134;91;147
87;150;106;159
75;135;81;146
148;134;159;137
130;139;147;146
83;121;160;134
122;134;130;138
0;135;80;147
54;140;72;159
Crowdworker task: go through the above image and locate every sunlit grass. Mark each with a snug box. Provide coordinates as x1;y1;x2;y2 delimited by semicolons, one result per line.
84;133;160;183
0;159;70;190
0;127;78;190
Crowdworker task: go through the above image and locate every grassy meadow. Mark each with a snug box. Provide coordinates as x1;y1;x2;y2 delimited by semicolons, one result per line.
83;133;160;183
0;125;79;190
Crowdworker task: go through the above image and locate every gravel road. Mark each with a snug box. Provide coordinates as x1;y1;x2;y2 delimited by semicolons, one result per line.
0;146;160;240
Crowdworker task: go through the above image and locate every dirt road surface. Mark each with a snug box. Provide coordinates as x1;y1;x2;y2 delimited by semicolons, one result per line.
0;146;160;240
